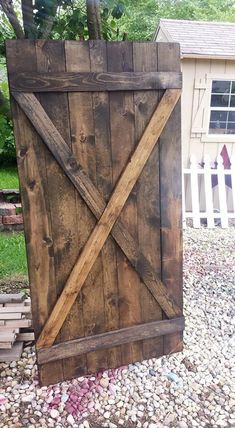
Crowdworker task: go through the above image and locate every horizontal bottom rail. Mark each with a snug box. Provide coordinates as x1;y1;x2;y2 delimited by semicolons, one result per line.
184;212;235;218
37;317;185;364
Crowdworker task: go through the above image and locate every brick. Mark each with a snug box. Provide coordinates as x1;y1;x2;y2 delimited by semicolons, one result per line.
0;202;16;216
2;214;23;225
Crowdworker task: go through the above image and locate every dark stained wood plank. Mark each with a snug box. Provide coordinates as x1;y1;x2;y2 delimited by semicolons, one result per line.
5;39;63;385
133;42;163;360
65;40;106;375
9;71;182;92
38;317;185;364
12;90;182;320
35;40;86;383
107;41;142;365
158;43;183;355
89;40;121;370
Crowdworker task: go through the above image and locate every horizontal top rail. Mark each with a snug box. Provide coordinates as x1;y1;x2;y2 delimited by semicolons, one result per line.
9;71;182;92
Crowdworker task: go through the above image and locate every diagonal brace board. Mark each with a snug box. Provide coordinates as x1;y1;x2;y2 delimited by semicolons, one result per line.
13;90;181;321
32;88;180;349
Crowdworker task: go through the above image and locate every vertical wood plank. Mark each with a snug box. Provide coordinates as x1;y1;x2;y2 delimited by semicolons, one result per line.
217;155;228;228
6;40;63;384
204;155;215;228
231;156;235;215
133;42;163;360
65;41;107;374
107;42;142;365
190;155;201;228
89;40;121;369
35;40;86;382
158;43;183;355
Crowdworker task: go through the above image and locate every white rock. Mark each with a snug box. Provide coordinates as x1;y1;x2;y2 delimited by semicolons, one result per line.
50;409;59;419
100;378;109;388
178;422;188;428
67;414;75;426
104;411;110;419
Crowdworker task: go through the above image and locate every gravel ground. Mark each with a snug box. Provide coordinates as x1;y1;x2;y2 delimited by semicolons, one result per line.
0;227;234;428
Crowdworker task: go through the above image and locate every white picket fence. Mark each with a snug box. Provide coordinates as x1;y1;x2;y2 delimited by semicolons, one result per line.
183;155;235;228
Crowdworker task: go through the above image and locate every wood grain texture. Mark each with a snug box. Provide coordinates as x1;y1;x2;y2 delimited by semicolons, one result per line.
6;39;63;385
89;40;121;370
107;42;142;365
65;40;107;375
133;42;163;360
38;317;185;364
36;88;180;349
7;41;183;384
12;90;182;320
158;43;183;355
35;40;86;383
9;71;182;92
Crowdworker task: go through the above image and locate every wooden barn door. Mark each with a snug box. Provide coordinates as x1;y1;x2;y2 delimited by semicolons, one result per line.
6;40;184;386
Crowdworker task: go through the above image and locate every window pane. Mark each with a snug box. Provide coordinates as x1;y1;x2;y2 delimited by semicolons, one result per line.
232;81;235;93
210;111;227;121
228;111;235;121
230;95;235;107
211;94;229;107
209;121;226;134
227;122;235;134
212;80;230;94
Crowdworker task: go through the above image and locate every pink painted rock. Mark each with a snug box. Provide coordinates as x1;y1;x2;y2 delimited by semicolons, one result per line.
52;396;61;405
0;395;8;405
96;385;103;394
70;394;78;402
65;403;75;414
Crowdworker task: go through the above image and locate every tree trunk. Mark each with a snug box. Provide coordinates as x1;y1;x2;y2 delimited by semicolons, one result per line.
0;0;24;39
22;0;37;38
86;0;103;40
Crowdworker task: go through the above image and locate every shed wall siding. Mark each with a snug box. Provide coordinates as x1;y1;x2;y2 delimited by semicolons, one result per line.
182;58;235;167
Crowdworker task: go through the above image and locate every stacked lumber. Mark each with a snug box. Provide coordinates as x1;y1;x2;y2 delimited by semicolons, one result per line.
0;293;34;362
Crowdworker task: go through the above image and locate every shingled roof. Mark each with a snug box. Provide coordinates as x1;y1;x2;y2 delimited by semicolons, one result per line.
156;19;235;58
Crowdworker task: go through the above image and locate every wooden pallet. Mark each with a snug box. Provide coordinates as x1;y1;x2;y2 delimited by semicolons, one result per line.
0;294;34;361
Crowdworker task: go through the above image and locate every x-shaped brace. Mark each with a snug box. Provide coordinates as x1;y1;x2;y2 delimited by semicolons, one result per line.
12;89;181;349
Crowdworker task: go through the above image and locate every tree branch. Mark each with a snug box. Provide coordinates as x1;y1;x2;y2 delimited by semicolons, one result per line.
21;0;37;38
86;0;103;40
40;1;59;39
0;0;24;39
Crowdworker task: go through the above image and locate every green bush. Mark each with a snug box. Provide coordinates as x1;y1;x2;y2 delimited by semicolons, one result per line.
0;78;16;166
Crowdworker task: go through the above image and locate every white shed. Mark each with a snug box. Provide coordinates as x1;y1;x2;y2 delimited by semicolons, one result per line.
155;19;235;223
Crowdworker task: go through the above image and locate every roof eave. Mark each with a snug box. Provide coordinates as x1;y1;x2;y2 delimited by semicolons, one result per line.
181;53;235;60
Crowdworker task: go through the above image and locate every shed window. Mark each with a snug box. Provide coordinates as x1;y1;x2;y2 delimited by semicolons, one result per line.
209;80;235;135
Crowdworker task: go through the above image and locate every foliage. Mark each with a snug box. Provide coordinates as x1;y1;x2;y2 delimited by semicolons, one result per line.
0;166;19;189
118;0;235;41
52;0;126;40
1;0;235;164
0;232;27;279
0;79;15;164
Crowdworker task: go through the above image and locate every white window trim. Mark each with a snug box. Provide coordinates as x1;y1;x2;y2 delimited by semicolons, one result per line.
201;73;235;143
